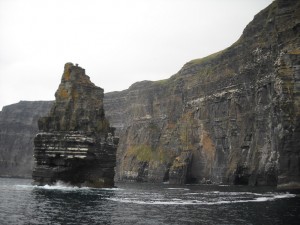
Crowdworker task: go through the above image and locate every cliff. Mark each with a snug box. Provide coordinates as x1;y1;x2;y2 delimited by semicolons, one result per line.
104;0;300;189
32;63;118;187
0;101;53;178
0;0;298;189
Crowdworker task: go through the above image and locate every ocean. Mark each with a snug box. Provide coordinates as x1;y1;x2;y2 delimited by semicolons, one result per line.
0;178;299;225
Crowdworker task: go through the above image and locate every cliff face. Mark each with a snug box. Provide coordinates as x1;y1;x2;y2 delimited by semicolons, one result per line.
0;101;53;178
104;0;300;189
32;63;118;187
0;0;298;189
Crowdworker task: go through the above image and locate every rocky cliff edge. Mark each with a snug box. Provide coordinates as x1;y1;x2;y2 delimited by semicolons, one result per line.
104;0;300;190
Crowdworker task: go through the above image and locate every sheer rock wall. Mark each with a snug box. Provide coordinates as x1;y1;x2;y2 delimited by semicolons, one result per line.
0;0;299;190
0;101;53;178
104;0;300;189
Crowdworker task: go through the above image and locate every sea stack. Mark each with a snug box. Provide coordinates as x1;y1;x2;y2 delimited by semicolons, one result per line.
32;63;118;187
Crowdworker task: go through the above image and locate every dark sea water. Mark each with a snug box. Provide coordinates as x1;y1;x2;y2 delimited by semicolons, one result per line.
0;178;299;225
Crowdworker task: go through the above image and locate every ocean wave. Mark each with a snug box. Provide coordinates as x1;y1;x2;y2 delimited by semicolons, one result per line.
15;183;125;192
100;187;124;191
183;192;201;195
15;181;90;191
107;193;296;205
203;191;264;196
165;188;190;191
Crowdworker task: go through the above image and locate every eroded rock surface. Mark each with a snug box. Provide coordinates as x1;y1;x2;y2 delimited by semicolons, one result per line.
104;0;300;190
0;0;298;190
32;63;118;187
0;101;53;178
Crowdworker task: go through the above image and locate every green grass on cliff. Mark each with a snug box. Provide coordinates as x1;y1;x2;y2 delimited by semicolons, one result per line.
127;145;169;163
154;79;168;85
188;50;225;66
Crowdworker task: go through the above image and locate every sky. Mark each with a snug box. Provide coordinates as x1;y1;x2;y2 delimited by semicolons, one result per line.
0;0;273;110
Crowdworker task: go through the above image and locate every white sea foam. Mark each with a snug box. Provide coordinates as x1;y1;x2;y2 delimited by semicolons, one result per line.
172;198;183;201
100;188;124;191
203;191;263;196
107;193;296;205
108;198;202;205
252;197;270;202
165;188;190;191
37;184;89;191
225;191;263;196
274;193;296;199
183;192;200;195
16;184;120;192
15;181;91;191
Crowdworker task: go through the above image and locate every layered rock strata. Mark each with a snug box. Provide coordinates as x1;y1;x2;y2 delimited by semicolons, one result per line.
104;0;300;190
0;0;298;190
32;63;118;187
0;101;53;178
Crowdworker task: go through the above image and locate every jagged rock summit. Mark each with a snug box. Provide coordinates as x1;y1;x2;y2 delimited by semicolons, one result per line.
32;63;118;187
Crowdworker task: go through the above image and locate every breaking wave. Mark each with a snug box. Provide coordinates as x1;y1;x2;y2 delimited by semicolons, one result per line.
15;182;124;192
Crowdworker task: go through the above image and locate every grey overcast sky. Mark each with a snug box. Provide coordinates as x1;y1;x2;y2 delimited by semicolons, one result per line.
0;0;273;110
